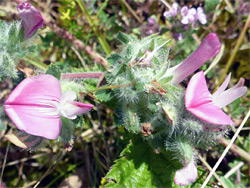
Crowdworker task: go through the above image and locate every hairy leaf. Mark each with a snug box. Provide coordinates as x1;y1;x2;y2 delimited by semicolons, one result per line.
45;64;62;80
104;137;212;188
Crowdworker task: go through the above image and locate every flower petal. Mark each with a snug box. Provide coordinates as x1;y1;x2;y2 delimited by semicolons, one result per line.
165;33;221;85
5;104;62;139
185;71;234;126
4;75;61;106
187;101;234;125
213;85;247;108
58;91;94;119
4;75;62;139
69;101;94;116
174;160;198;186
185;71;213;108
212;73;231;100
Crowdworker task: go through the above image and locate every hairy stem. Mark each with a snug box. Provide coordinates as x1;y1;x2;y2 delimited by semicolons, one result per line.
61;72;103;79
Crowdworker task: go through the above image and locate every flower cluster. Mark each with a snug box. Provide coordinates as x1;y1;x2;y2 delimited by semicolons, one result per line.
164;3;207;25
104;32;247;186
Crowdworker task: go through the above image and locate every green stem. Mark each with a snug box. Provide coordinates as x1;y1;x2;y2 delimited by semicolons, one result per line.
24;57;48;71
87;82;134;95
76;0;111;55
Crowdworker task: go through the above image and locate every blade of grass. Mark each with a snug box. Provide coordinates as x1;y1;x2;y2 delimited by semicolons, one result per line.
216;13;250;90
0;142;10;182
76;0;111;55
196;153;228;188
23;57;48;71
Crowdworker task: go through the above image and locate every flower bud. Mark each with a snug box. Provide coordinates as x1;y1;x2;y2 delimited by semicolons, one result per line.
17;2;44;39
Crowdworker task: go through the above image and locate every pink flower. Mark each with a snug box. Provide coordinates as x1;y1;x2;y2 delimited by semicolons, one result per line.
163;33;221;85
17;2;44;39
185;71;247;126
174;159;198;186
4;75;93;139
181;6;196;24
195;7;207;25
164;3;179;18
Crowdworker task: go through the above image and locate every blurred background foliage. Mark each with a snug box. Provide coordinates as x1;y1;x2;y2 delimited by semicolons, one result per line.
0;0;249;187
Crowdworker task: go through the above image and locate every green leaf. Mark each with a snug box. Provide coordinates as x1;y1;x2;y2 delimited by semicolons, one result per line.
17;26;25;42
104;137;211;188
107;53;122;66
117;32;131;44
204;0;219;12
45;64;61;80
58;117;75;143
105;137;174;187
95;90;113;102
220;177;235;188
8;22;18;47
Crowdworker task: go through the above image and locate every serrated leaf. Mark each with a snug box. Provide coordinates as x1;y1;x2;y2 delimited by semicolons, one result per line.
105;137;175;187
45;64;61;80
104;137;211;188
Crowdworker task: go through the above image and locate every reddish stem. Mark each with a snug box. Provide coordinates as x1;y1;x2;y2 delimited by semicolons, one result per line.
61;72;103;79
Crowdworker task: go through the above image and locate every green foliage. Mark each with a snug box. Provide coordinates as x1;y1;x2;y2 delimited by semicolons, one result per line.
60;80;85;97
228;98;247;119
104;137;211;188
45;64;62;80
58;117;76;143
0;20;37;80
204;0;220;12
95;90;113;102
220;177;235;188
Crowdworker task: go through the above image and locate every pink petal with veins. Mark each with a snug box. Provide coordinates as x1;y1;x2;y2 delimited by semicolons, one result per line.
4;75;62;139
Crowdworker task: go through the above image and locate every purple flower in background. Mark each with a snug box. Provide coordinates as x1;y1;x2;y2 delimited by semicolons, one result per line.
174;33;183;41
164;3;179;18
17;2;44;39
195;7;207;24
163;33;221;85
4;75;94;139
148;17;156;26
185;71;247;126
175;159;198;186
181;6;196;24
